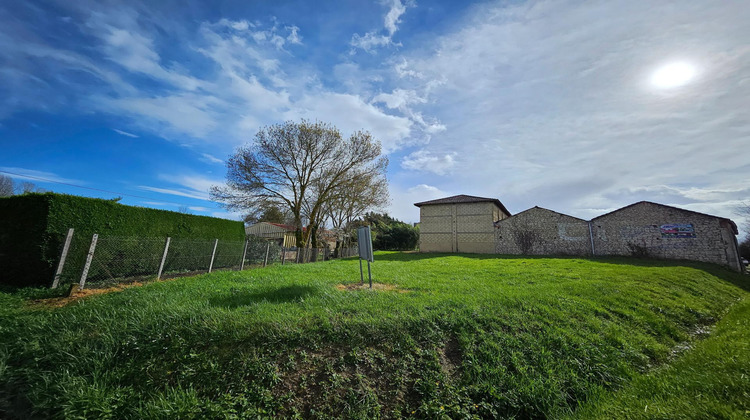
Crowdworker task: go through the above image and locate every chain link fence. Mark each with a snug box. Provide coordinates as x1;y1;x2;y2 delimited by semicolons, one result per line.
51;230;358;289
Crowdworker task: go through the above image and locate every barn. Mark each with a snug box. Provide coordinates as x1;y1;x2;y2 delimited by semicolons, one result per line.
414;195;511;253
494;206;591;255
591;201;742;271
414;195;743;271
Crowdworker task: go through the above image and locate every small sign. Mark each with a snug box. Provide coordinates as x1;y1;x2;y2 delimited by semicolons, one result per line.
357;226;374;262
660;223;696;238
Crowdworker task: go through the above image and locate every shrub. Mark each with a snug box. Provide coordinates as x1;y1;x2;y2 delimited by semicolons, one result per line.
0;193;245;287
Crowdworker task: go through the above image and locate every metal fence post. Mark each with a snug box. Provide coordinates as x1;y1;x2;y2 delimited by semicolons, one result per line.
79;233;98;290
263;242;270;267
208;239;218;273
51;228;74;288
157;237;171;280
240;240;248;270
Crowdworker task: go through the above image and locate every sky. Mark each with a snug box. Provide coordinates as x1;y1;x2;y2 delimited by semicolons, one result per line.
1;0;749;235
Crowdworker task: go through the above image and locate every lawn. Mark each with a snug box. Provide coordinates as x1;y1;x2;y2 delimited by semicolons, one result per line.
0;252;748;419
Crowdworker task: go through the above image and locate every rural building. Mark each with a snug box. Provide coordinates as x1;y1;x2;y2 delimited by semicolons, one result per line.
495;207;591;255
245;222;338;249
245;222;298;247
414;195;511;253
415;195;742;272
591;201;742;271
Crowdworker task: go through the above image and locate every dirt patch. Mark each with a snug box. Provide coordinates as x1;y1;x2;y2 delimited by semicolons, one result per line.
335;282;408;292
29;278;176;308
439;336;462;378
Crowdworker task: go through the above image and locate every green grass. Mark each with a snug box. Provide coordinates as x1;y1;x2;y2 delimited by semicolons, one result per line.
0;252;748;419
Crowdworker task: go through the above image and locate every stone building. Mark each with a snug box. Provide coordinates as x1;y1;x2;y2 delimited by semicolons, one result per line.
591;201;742;271
495;207;592;255
415;195;742;271
414;195;511;253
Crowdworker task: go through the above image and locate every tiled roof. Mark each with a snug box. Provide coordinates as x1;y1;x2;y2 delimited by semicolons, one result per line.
414;194;511;216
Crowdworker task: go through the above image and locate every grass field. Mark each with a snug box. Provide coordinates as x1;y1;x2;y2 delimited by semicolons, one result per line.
1;252;748;419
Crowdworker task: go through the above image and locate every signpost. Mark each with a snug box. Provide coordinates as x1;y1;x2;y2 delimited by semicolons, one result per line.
357;226;374;288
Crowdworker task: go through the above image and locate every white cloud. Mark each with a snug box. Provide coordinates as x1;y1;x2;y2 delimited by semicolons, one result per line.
137;172;224;201
350;0;409;53
401;150;456;175
137;185;209;201
388;183;447;223
0;167;84;185
200;153;224;164
211;210;243;220
388;0;750;226
286;25;302;44
383;0;407;36
373;89;425;109
112;128;139;138
284;92;414;153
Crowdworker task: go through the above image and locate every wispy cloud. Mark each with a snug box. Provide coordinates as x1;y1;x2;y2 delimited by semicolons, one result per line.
112;128;139;138
351;0;409;53
0;166;84;185
389;0;750;221
200;153;223;164
137;185;209;201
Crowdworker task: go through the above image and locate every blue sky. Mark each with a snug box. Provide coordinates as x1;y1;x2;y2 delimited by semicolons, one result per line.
1;0;749;233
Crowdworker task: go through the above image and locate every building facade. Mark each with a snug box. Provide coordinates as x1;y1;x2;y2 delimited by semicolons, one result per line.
415;195;742;272
591;201;742;271
495;207;592;255
415;195;511;253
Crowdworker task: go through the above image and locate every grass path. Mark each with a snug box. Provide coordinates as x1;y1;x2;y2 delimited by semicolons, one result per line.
0;253;748;418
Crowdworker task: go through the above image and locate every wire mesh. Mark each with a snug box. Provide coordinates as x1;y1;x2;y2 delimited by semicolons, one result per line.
50;230;362;289
87;237;166;284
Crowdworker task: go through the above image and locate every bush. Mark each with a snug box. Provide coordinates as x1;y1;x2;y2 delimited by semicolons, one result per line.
0;193;245;287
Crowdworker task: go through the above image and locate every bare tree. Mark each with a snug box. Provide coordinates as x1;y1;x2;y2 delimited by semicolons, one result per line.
211;120;387;247
324;169;389;247
17;181;39;195
0;175;14;197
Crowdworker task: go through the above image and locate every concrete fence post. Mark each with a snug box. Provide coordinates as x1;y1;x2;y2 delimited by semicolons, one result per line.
240;240;248;271
157;237;171;280
208;239;218;273
51;228;74;289
79;233;98;290
263;242;270;267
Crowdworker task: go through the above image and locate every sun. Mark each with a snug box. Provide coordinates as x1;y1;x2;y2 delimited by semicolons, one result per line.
650;62;697;89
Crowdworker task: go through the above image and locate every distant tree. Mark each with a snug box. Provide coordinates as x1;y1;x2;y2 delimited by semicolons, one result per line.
17;181;40;195
738;237;749;259
211;120;387;247
177;205;193;214
352;212;418;251
0;175;13;197
738;203;750;259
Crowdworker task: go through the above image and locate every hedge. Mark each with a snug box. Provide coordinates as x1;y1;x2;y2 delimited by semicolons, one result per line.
0;193;245;287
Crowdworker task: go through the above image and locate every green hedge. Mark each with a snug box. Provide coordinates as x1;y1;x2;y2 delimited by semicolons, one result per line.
0;193;245;287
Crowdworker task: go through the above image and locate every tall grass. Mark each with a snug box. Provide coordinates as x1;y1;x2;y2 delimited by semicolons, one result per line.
0;253;747;418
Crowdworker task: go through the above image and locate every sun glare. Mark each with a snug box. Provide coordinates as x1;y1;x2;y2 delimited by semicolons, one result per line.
651;62;696;89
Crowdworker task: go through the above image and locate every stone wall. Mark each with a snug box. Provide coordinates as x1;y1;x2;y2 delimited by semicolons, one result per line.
420;202;505;253
419;198;741;271
591;202;742;271
495;207;592;255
